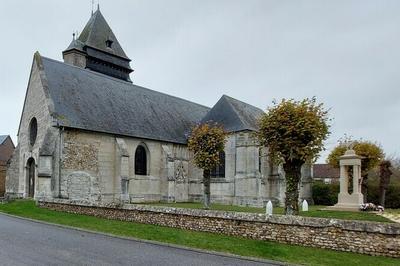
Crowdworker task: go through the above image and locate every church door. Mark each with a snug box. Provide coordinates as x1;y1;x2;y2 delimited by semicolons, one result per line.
27;158;35;198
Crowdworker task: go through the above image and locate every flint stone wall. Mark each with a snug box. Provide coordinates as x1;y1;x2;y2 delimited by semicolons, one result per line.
38;199;400;258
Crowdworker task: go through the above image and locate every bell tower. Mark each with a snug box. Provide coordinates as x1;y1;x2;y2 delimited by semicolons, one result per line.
62;8;133;82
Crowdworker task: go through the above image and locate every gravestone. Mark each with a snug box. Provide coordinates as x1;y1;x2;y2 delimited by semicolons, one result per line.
266;200;273;216
302;199;308;212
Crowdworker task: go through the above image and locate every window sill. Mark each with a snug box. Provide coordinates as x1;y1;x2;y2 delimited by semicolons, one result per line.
210;178;229;183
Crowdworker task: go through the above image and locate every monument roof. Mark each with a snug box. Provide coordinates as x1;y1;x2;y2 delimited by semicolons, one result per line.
39;54;209;144
201;95;264;132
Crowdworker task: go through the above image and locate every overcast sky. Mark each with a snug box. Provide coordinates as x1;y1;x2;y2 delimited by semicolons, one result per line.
0;0;399;162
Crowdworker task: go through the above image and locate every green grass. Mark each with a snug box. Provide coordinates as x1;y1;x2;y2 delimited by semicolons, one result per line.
0;200;398;266
142;202;393;223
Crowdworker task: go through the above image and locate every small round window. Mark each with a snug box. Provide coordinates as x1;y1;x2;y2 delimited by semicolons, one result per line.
29;117;38;146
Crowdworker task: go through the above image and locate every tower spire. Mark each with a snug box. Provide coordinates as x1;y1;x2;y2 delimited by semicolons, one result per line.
62;8;133;82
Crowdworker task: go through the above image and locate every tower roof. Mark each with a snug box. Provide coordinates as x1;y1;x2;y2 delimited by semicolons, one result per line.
65;9;129;60
63;9;132;81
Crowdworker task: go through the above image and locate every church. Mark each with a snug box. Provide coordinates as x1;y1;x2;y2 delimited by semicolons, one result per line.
6;9;312;207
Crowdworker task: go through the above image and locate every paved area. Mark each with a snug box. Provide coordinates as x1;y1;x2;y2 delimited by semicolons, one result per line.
0;213;276;266
380;212;400;223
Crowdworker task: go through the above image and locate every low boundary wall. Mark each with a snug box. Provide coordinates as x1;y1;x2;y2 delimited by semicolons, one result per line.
38;199;400;258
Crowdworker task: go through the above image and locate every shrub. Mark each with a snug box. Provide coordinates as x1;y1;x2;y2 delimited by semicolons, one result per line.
312;181;400;208
367;183;400;209
312;182;339;205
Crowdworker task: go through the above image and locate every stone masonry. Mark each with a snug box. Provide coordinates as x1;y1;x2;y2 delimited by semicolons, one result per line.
40;200;400;258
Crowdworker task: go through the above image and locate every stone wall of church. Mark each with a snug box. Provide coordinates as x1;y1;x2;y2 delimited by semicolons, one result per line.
52;128;312;207
230;131;288;207
233;131;263;206
6;57;57;199
58;129;206;205
207;134;235;204
63;51;86;68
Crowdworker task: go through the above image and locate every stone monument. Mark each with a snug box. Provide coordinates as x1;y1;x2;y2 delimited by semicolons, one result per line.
327;149;364;211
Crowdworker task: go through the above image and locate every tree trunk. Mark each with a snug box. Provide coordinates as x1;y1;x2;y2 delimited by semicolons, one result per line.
283;159;304;215
203;169;211;209
379;161;393;208
379;187;386;207
361;174;368;203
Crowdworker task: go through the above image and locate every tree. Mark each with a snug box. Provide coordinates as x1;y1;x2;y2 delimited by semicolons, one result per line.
188;123;227;209
379;160;393;207
258;98;330;215
327;139;384;201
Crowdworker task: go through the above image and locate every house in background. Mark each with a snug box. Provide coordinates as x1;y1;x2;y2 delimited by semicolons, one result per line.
312;164;340;184
0;135;15;196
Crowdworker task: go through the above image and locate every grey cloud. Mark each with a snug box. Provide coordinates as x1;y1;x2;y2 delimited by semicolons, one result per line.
0;0;399;162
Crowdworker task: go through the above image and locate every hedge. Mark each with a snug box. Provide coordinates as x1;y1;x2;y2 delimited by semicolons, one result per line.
312;182;339;205
367;184;400;208
312;181;400;208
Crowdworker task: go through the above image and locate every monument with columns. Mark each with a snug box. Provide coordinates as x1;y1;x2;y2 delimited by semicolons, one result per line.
328;149;364;211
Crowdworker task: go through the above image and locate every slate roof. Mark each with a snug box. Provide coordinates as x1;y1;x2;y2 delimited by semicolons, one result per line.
201;95;264;133
0;135;8;145
40;56;210;144
313;164;340;179
64;10;129;60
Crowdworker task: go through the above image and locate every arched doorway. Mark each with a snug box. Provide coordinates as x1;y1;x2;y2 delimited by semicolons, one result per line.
27;158;35;198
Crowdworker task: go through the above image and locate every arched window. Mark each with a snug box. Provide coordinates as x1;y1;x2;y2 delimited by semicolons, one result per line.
135;145;147;175
211;151;225;178
29;117;37;146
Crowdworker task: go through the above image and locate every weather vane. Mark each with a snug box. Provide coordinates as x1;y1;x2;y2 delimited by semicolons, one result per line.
91;0;94;15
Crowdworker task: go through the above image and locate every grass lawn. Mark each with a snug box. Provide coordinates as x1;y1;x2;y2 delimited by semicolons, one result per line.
0;200;398;266
142;202;393;223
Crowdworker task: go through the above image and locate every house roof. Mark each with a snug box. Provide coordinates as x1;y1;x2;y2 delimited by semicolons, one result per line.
64;9;129;60
39;55;210;144
0;135;8;145
201;95;264;132
313;164;340;179
0;135;14;163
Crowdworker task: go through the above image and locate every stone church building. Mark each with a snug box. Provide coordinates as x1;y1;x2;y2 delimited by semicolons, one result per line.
6;10;312;207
